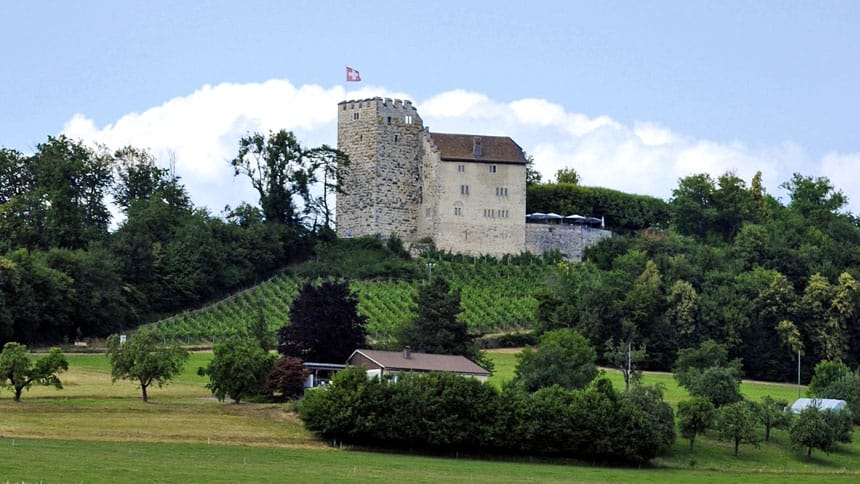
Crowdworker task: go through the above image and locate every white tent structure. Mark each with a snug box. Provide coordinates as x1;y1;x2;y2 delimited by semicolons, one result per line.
788;398;848;414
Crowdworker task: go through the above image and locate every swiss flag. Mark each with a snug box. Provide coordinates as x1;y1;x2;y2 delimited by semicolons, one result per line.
346;66;361;82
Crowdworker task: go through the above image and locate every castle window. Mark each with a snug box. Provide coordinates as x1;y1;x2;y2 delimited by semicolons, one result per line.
457;164;465;173
394;135;399;142
353;112;360;120
460;185;469;196
489;165;497;173
454;206;462;216
387;116;392;125
405;115;413;124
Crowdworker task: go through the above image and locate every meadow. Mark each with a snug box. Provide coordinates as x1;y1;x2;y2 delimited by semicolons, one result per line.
0;351;857;482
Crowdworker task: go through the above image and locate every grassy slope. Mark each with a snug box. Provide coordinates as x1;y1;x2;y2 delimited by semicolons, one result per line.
0;352;857;482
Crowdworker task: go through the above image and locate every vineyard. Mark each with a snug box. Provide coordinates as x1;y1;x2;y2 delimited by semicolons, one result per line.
145;258;554;344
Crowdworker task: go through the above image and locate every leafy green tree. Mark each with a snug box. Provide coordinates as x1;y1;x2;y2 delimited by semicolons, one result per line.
32;136;113;249
199;336;276;403
808;360;851;397
673;340;742;390
106;331;189;402
677;397;715;452
604;335;647;393
751;396;791;442
664;279;699;349
279;280;367;362
513;328;597;392
716;401;760;456
267;356;307;401
112;146;190;213
781;173;847;221
687;366;744;407
0;343;68;401
555;167;580;185
231;130;343;227
790;406;835;458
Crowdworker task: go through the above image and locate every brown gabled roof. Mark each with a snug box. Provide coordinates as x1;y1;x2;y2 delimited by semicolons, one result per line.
349;349;490;376
428;132;526;164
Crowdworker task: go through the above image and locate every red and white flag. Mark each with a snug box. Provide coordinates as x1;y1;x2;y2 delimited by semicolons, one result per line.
346;66;361;82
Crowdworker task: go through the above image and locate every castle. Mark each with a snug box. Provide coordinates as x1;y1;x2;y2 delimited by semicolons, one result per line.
336;97;611;260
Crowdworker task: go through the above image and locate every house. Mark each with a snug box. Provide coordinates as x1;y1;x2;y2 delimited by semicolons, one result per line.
346;347;491;382
302;362;345;389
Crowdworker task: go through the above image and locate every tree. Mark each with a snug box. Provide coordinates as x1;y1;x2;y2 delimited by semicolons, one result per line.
781;173;847;221
267;356;308;401
752;396;791;442
106;331;189;402
673;341;744;406
790;406;836;458
231;130;343;227
524;153;542;187
0;343;68;401
398;277;479;360
199;336;276;403
808;360;851;397
677;397;715;452
279;280;367;363
604;335;647;393
513;328;598;392
776;320;804;397
555;167;580;185
716;401;760;457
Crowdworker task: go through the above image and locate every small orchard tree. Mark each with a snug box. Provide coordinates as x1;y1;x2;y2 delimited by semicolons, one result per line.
677;397;715;452
0;343;68;401
267;356;308;401
752;396;791;441
790;406;835;458
199;336;276;403
716;401;760;457
513;328;597;392
604;335;647;393
106;331;189;402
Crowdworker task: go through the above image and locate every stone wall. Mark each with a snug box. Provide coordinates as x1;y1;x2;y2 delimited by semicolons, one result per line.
525;224;612;261
336;98;424;240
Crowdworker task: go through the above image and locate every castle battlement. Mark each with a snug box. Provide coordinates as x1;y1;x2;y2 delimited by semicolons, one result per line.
339;97;417;111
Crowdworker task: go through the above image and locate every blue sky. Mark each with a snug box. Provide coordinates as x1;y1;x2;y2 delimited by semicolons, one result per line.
3;1;859;214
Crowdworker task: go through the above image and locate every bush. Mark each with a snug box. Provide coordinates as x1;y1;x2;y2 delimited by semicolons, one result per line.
298;371;674;464
267;356;307;401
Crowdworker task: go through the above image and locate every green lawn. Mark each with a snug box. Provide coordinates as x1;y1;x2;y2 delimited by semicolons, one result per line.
0;349;857;482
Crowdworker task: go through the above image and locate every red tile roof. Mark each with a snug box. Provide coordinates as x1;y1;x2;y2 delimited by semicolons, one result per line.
349;349;490;376
428;132;526;164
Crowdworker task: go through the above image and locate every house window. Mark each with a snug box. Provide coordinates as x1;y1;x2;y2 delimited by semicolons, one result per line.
460;185;469;196
495;187;508;197
405;115;413;124
454;206;462;216
458;164;465;173
489;165;497;173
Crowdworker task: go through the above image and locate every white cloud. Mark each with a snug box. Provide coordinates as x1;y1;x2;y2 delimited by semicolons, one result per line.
62;79;859;217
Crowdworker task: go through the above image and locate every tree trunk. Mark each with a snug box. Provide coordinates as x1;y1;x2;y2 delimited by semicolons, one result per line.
765;426;770;442
141;383;149;402
807;446;812;459
734;439;740;457
689;438;694;453
14;386;23;402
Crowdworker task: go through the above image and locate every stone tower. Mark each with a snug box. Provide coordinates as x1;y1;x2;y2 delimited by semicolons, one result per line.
336;98;424;240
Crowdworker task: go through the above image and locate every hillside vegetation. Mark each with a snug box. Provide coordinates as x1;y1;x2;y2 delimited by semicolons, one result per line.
146;240;554;343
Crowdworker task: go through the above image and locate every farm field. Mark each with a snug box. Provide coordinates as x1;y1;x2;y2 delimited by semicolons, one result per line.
0;351;857;482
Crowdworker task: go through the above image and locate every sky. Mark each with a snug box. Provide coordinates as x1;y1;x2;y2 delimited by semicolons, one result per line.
2;1;859;216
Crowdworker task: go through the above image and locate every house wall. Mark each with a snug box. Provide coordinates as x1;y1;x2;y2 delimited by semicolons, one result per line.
346;352;382;371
